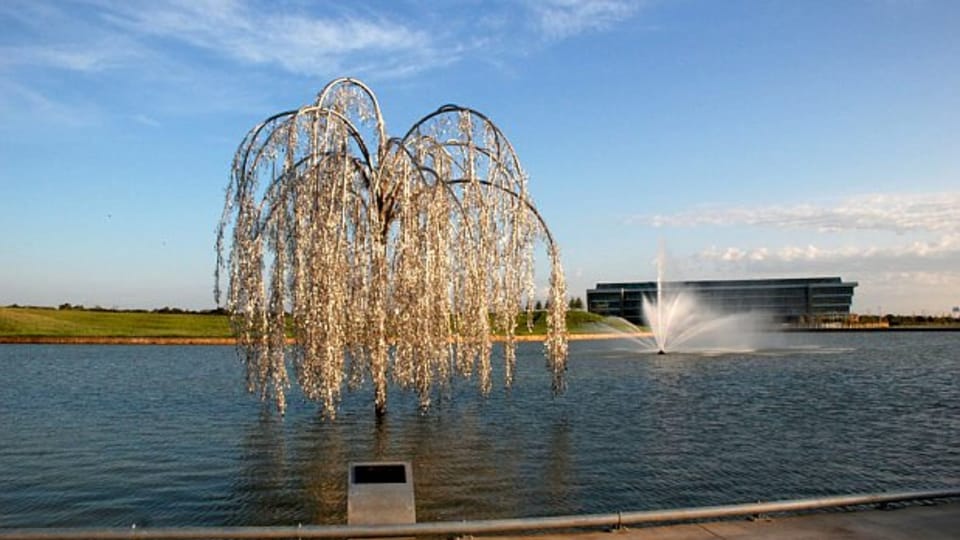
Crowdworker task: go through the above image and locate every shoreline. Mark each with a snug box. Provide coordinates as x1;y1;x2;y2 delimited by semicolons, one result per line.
0;332;654;346
3;327;958;345
784;326;960;332
0;336;239;345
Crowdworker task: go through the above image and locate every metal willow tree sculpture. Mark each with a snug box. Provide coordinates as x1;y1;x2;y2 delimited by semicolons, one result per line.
216;78;567;417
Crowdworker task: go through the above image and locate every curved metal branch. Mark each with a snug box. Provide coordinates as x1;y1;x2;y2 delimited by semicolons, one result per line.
400;105;524;177
315;77;388;161
218;79;567;417
444;178;558;251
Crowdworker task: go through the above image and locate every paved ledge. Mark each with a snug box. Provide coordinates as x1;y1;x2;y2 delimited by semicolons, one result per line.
489;502;960;540
1;502;956;540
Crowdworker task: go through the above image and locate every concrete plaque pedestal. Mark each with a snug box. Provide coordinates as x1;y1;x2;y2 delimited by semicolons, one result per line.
347;461;416;526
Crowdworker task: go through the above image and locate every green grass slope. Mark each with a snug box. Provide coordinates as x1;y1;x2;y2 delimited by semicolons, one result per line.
0;306;642;338
0;307;232;338
513;309;642;335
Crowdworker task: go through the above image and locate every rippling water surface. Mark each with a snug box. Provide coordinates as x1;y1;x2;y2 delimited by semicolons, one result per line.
1;332;958;527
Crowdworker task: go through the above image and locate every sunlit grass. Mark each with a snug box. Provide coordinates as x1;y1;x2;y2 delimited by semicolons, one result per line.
0;307;232;337
0;306;641;338
514;309;644;335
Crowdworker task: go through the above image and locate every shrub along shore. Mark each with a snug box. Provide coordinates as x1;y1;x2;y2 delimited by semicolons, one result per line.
0;306;645;344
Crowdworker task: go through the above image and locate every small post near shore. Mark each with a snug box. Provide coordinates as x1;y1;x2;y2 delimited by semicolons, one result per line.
347;462;416;527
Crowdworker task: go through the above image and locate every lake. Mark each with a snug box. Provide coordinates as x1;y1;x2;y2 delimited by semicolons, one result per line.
1;332;957;528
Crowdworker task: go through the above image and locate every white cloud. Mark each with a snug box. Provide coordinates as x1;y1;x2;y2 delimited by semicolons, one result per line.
0;1;449;82
0;1;144;73
0;44;129;72
696;233;960;273
638;191;960;313
0;80;101;127
690;238;960;314
664;191;960;274
0;0;650;129
3;0;645;88
131;113;160;127
533;0;641;39
637;192;960;234
855;271;960;315
95;0;439;78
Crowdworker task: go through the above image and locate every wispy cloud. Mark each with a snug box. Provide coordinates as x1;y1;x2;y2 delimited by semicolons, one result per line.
0;44;134;72
634;192;960;234
693;239;960;313
131;113;160;127
532;0;641;39
0;1;646;126
857;270;960;315
3;1;644;83
643;191;960;311
0;80;101;127
98;0;441;78
698;233;960;271
0;1;143;72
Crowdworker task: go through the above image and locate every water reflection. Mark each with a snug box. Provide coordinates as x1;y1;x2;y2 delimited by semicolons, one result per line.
300;415;350;525
3;336;959;528
231;408;303;525
229;385;586;524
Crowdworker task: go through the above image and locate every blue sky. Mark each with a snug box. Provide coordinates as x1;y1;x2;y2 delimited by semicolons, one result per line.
1;0;958;315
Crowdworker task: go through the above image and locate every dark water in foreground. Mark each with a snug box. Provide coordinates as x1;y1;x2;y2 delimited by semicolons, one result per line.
1;332;958;528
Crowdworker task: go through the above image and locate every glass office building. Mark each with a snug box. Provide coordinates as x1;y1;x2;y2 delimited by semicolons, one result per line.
586;276;858;325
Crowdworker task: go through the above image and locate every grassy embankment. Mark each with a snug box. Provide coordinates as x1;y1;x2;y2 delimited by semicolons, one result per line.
514;308;639;335
0;307;233;339
0;306;642;341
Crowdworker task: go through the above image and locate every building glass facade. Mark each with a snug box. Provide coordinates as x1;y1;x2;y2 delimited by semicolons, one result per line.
586;276;858;325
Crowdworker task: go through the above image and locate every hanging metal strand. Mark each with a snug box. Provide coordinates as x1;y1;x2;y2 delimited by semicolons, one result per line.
216;78;568;417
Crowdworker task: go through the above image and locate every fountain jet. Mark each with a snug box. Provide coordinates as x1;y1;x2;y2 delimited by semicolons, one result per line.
641;245;771;354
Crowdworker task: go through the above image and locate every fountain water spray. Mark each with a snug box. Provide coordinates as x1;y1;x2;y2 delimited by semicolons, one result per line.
655;244;666;354
642;246;771;354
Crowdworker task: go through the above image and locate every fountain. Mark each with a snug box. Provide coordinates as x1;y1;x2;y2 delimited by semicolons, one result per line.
639;247;773;354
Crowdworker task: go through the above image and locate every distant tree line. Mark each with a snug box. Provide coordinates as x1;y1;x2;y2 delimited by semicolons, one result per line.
881;314;960;326
41;303;228;315
797;313;960;327
11;299;591;316
525;297;584;311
